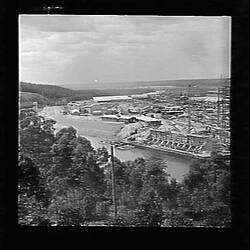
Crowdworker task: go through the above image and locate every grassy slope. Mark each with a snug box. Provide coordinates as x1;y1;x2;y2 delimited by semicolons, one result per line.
19;92;50;108
20;82;77;99
19;82;154;102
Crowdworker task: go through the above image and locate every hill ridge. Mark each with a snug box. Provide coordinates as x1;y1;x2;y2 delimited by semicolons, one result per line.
60;78;230;90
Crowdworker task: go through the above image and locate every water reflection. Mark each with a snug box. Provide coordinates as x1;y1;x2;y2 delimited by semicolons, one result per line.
41;106;191;182
82;134;191;182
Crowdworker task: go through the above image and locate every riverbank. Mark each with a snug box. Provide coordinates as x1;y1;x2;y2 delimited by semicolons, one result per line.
39;106;191;181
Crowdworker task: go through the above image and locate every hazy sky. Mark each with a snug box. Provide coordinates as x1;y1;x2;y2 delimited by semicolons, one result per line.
20;15;231;85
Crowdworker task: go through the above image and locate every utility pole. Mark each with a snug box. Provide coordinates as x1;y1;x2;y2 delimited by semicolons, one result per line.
110;145;117;220
217;87;220;127
33;102;38;113
186;84;191;144
187;84;191;134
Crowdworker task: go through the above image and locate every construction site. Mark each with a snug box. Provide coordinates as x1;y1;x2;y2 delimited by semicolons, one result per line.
122;80;230;160
58;79;230;160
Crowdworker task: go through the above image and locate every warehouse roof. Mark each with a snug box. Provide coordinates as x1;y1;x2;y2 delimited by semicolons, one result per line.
93;96;132;102
71;109;80;113
190;96;218;102
101;115;136;120
136;115;161;122
186;133;208;138
101;114;160;123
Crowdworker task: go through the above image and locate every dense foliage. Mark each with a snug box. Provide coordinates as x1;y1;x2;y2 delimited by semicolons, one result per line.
18;110;230;227
20;82;77;99
20;82;109;104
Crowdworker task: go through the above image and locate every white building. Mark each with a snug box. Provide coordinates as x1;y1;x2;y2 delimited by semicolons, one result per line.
100;114;161;125
190;96;218;103
93;96;132;102
70;109;80;115
136;115;162;125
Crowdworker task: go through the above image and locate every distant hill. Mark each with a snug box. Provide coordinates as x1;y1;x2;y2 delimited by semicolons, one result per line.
20;82;77;99
19;82;154;101
19;82;105;101
20;78;230;104
90;88;153;96
61;78;230;90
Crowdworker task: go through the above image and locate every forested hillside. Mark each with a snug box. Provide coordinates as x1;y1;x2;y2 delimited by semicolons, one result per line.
19;82;154;106
19;82;105;105
18;109;231;227
20;82;77;99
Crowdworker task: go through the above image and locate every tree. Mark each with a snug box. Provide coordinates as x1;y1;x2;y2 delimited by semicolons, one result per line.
19;109;56;172
18;154;51;225
134;188;164;227
19;155;41;197
102;157;174;226
183;160;207;191
95;147;109;165
56;207;86;226
48;129;108;222
162;209;194;227
143;158;172;201
67;136;106;195
50;127;77;178
19;109;231;227
163;155;231;227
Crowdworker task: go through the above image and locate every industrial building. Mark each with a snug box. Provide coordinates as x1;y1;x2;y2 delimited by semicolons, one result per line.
217;80;230;131
190;96;218;102
161;106;184;117
70;109;80;115
143;128;213;156
136;115;162;125
100;114;161;125
101;115;137;123
62;79;230;159
93;96;132;103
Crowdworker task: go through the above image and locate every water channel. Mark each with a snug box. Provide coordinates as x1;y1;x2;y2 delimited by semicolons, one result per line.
39;106;191;181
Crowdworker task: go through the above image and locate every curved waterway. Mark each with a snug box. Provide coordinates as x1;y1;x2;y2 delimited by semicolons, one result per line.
39;106;191;181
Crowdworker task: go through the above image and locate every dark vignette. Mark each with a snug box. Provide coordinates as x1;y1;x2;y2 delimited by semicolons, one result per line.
0;0;250;249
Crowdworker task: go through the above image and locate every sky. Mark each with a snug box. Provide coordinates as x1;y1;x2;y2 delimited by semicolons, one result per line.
20;15;231;86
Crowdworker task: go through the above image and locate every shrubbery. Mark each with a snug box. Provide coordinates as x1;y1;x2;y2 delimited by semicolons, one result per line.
18;110;230;227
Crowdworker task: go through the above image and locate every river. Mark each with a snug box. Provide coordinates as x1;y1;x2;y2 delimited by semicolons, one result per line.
39;106;191;181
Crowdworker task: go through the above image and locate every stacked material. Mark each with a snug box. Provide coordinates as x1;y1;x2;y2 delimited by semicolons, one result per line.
117;122;143;139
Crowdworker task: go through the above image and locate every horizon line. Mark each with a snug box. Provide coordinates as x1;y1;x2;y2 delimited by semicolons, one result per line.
20;76;231;86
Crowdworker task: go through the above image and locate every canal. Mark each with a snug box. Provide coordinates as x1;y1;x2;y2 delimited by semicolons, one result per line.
39;106;191;181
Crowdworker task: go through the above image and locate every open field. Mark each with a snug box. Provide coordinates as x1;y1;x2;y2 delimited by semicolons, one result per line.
19;92;50;108
40;106;124;139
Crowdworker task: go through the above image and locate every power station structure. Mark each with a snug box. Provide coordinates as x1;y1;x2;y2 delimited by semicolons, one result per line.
125;79;231;159
214;79;230;154
217;79;230;131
